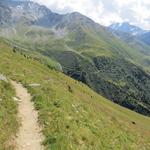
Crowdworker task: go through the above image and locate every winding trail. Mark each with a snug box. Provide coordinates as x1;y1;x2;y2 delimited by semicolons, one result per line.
11;81;43;150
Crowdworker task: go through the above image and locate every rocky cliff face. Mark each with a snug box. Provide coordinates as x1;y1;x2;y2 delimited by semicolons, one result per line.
0;0;62;27
0;0;101;29
0;4;12;27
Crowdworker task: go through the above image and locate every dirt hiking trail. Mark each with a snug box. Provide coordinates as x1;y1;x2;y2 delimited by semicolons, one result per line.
11;81;44;150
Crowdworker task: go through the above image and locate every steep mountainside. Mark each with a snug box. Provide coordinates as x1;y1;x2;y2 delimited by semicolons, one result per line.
138;32;150;46
0;3;12;27
109;22;150;45
0;0;150;116
0;38;150;150
109;22;150;54
108;29;150;66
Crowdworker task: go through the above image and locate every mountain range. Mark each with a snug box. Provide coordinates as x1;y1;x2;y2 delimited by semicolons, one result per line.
109;22;145;35
109;22;150;47
0;0;150;116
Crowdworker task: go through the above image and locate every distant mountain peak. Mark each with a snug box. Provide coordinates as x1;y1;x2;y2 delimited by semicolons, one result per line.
10;0;30;1
109;22;144;35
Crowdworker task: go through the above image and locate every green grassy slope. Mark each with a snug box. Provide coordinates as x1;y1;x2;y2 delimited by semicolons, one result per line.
0;78;18;150
0;39;150;149
109;30;150;69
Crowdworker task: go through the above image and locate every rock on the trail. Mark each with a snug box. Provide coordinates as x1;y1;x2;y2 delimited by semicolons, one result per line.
0;74;8;82
29;83;41;87
13;97;22;102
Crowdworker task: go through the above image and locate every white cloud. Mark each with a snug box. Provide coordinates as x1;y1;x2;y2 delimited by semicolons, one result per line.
99;13;123;26
32;0;150;29
114;0;136;7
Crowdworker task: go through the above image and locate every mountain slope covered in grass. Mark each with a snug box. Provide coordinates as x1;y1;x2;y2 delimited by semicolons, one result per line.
138;32;150;46
0;37;150;150
109;22;150;64
0;76;18;150
109;22;150;47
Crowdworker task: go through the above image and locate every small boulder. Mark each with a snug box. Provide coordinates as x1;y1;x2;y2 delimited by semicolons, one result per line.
132;121;136;125
68;85;73;93
0;74;8;82
29;83;41;87
13;97;22;102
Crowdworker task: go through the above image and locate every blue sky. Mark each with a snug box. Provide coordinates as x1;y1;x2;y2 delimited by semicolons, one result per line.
33;0;150;30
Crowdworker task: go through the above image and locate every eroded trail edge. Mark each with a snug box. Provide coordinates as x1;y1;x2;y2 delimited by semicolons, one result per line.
11;81;44;150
